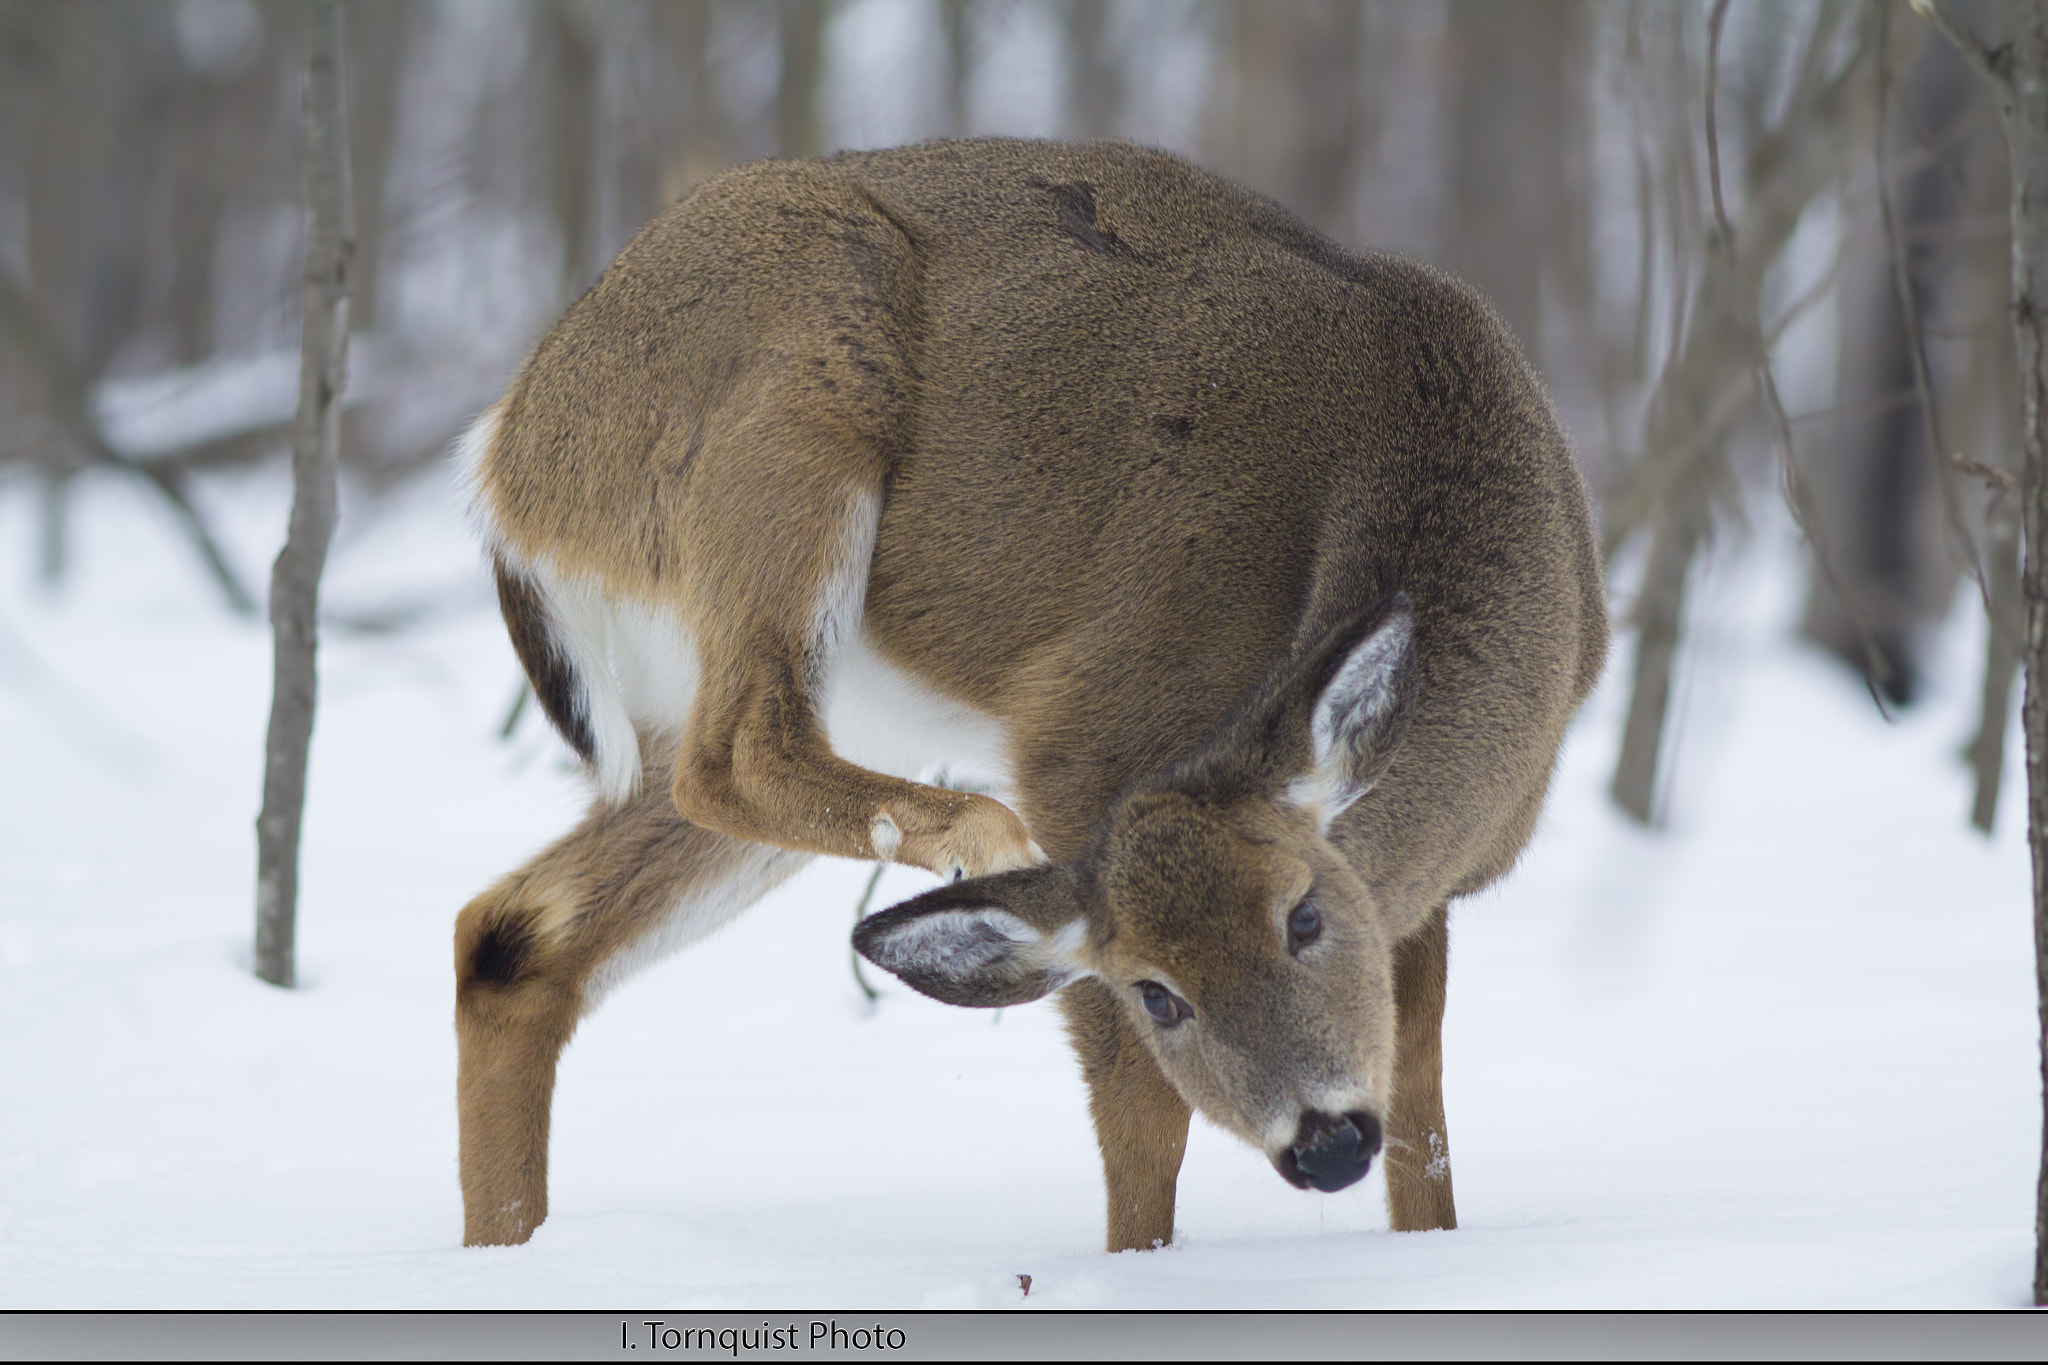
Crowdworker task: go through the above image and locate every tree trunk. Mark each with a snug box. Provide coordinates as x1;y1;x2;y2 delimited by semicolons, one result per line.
1447;0;1592;368
776;0;824;159
1801;28;1979;708
1968;501;2022;832
255;0;353;990
344;0;408;335
544;2;600;302
1064;0;1117;140
1611;503;1705;823
1930;0;2048;1307
942;0;972;137
1608;4;1875;824
2002;10;2048;1311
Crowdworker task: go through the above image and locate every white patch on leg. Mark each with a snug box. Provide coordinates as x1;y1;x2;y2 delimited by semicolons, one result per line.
869;813;902;861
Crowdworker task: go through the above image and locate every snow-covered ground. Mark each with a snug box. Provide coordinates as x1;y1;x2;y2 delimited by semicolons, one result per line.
0;467;2036;1309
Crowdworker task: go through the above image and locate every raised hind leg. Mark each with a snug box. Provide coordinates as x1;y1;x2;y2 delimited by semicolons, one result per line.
474;161;1040;888
657;410;1041;883
454;753;806;1246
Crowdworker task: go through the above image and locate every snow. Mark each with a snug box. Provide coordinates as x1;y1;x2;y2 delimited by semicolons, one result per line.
0;467;2037;1309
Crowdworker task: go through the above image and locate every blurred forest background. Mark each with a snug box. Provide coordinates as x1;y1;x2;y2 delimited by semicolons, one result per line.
0;0;2024;830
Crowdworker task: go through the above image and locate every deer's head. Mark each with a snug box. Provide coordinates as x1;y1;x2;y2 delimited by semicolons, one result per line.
855;593;1420;1193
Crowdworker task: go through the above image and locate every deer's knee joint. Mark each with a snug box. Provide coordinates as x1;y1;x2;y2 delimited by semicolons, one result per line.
464;916;534;990
455;876;579;1001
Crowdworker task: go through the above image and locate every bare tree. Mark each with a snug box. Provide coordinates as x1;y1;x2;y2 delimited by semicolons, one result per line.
1967;470;2023;831
777;0;825;159
255;0;353;990
941;0;972;137
1609;2;1882;823
1064;0;1119;141
344;0;409;334
542;1;602;302
1445;0;1595;370
1914;0;2048;1310
13;5;168;586
628;0;723;212
1204;0;1370;241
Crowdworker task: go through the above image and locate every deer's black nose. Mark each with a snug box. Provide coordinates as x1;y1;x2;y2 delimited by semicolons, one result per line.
1278;1110;1382;1193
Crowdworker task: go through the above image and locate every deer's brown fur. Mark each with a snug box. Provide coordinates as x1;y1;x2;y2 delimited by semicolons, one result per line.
454;139;1606;1252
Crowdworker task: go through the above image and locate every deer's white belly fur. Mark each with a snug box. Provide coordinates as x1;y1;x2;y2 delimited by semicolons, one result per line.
821;631;1014;795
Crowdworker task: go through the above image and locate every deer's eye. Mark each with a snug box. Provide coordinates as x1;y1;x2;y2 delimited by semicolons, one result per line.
1288;899;1323;955
1136;980;1191;1027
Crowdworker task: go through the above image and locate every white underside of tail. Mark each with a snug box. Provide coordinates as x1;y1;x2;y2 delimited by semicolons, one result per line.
462;405;1013;806
531;564;654;802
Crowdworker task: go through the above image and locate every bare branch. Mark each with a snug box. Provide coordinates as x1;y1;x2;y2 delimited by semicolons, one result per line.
1705;0;1732;236
1953;450;2021;495
1706;0;1898;715
0;270;258;615
1910;0;2008;91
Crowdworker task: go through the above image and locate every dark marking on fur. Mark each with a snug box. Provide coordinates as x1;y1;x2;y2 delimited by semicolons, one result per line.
493;557;597;764
468;917;534;988
1027;177;1137;260
1410;339;1477;413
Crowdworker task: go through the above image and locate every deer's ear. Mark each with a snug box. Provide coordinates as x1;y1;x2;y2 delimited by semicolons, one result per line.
1286;595;1420;831
853;865;1091;1008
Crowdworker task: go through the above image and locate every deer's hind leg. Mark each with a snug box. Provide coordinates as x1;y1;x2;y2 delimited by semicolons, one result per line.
454;752;806;1247
651;369;1039;883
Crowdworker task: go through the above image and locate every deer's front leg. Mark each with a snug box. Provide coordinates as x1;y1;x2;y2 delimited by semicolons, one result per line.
1059;978;1191;1252
1385;904;1457;1231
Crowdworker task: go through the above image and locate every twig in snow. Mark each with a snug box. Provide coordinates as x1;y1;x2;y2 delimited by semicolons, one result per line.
849;862;886;1004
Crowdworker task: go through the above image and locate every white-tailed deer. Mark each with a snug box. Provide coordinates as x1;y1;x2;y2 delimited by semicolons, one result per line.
454;139;1606;1252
